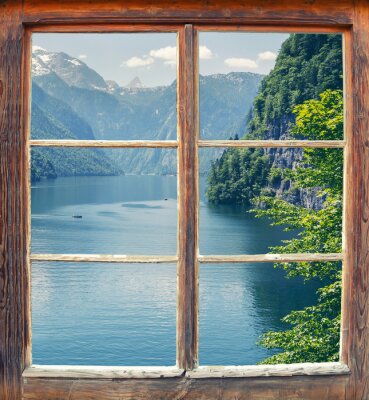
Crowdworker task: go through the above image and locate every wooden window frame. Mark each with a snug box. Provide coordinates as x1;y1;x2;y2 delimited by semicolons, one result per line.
1;1;368;399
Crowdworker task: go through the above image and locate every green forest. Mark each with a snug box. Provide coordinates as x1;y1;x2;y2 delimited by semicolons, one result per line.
207;34;344;363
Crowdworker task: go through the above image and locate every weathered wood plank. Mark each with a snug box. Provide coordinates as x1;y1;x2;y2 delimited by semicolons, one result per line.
23;365;184;379
198;140;346;148
30;24;347;34
30;139;178;148
0;1;29;399
344;1;369;399
30;24;180;32
31;254;178;263
23;363;349;380
195;25;348;33
22;0;353;25
22;375;349;400
199;253;343;263
177;24;199;370
187;362;350;378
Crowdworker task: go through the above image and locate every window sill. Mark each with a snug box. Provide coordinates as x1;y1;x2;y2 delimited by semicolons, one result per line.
23;362;349;381
23;365;185;379
186;362;350;378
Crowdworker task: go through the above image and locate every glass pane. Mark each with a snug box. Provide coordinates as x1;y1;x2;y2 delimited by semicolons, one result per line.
32;262;176;365
200;262;342;365
31;148;177;254
200;147;343;255
31;33;177;140
199;32;343;140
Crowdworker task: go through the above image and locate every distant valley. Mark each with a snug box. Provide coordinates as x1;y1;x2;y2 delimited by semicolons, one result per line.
31;47;263;180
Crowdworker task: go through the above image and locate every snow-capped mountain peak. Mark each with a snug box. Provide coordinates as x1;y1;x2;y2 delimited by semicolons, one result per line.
32;47;108;91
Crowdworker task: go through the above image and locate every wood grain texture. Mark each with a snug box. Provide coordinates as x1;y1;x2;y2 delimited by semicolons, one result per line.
30;24;180;32
23;365;184;379
23;27;33;374
1;1;368;399
198;140;346;148
177;24;199;370
0;1;29;399
187;362;350;378
195;25;348;33
22;375;349;400
22;0;353;25
23;362;349;380
344;1;369;399
30;139;178;148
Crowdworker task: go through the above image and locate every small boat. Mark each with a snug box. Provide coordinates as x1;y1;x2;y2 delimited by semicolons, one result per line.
72;215;83;219
164;198;168;201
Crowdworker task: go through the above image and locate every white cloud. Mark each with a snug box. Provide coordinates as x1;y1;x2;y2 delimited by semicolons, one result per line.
78;54;87;60
122;56;154;68
149;46;177;65
224;57;258;70
199;46;214;60
258;51;277;61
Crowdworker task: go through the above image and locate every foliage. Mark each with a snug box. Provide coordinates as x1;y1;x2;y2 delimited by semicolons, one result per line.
260;281;341;363
249;33;343;139
255;90;343;363
206;148;270;205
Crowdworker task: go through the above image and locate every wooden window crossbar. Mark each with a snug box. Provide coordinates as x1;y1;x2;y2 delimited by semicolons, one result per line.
29;139;345;148
30;253;343;263
198;140;346;148
29;139;179;148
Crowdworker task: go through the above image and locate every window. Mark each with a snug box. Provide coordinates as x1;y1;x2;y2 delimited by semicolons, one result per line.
1;2;368;399
27;25;346;371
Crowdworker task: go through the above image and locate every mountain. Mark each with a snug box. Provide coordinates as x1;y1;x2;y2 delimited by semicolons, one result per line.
31;83;121;182
32;83;95;140
31;47;263;175
126;76;144;89
200;72;262;139
32;46;108;91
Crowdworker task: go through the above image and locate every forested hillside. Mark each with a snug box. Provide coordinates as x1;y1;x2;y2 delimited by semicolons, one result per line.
207;34;343;206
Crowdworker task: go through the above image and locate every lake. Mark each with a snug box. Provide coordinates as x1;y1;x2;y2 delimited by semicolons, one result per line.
31;174;320;366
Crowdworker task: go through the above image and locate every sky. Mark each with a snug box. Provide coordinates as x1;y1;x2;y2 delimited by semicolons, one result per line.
33;32;289;87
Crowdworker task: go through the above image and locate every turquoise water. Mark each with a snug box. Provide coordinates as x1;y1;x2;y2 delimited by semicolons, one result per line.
31;175;320;366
